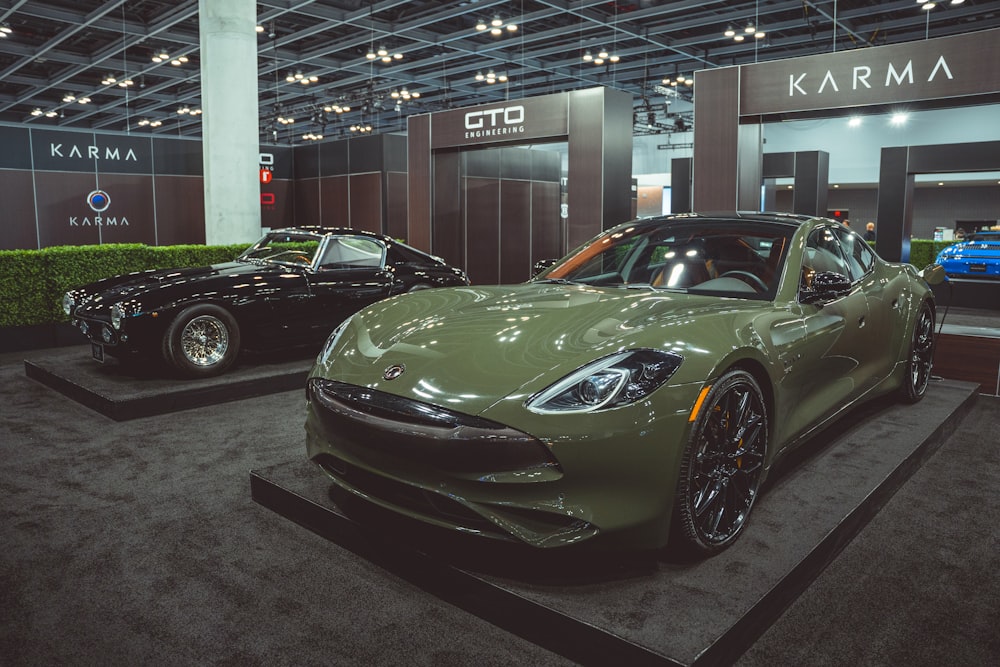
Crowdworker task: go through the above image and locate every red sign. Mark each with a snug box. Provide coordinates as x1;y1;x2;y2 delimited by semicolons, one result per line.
260;168;273;184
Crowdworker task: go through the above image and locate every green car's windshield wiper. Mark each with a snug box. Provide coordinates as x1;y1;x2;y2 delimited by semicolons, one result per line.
534;277;581;285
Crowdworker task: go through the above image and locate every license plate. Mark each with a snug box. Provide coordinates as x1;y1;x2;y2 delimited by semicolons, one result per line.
91;343;106;363
969;264;986;272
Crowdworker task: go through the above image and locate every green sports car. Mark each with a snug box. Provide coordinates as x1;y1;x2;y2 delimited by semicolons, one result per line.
304;213;942;555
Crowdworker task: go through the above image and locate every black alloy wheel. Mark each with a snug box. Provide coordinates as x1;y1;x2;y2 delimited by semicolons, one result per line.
900;301;935;403
674;369;767;556
162;303;241;377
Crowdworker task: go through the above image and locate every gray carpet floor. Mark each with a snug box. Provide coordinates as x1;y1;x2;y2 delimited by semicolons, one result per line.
2;348;998;666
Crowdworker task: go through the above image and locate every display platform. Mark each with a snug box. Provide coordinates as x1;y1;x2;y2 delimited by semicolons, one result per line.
24;347;313;421
251;379;978;667
932;278;1000;311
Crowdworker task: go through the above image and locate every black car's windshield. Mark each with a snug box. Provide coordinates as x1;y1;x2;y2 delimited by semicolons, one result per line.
534;220;794;299
237;233;322;267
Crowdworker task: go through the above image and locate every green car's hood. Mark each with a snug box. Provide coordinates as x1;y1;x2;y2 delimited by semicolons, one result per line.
312;283;765;416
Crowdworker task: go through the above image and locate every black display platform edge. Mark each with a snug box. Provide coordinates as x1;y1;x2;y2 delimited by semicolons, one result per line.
251;383;977;667
24;358;309;421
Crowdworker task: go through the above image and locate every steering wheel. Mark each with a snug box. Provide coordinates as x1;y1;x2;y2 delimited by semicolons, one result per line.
719;270;769;292
267;250;313;264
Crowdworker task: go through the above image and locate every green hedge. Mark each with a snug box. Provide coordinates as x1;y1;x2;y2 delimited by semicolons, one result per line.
0;237;970;329
0;243;247;328
908;239;955;271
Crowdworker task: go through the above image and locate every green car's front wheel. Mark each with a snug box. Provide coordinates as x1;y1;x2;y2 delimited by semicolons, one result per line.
899;301;935;404
673;369;767;556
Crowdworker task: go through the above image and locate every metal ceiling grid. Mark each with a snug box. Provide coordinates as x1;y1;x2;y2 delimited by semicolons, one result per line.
1;0;998;141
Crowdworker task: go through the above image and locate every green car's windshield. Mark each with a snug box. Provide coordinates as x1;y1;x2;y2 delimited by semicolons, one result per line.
237;233;322;267
536;221;794;299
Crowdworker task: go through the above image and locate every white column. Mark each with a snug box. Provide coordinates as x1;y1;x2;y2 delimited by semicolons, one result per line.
199;0;260;245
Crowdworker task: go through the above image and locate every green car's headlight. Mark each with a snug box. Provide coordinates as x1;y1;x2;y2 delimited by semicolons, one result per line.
317;316;353;364
62;293;75;316
526;349;683;414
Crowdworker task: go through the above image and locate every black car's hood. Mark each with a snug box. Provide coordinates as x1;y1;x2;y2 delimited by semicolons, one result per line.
72;261;296;315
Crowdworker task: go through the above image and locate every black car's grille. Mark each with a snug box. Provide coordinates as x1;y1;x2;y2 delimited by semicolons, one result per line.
308;378;560;475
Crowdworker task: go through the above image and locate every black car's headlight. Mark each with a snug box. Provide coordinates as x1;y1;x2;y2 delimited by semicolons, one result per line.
62;293;75;316
526;349;683;414
111;304;124;330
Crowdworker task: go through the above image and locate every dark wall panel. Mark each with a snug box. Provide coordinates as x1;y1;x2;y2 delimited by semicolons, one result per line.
153;137;203;176
464;177;500;284
432;151;463;269
0;126;31;169
465;148;500;178
386;172;408;241
500;147;531;180
349;173;382;233
407;114;432;251
31;130;153;175
294;177;321;228
262;179;295;230
319;140;349;176
153;175;205;245
295;143;321;179
693;67;741;210
0;170;39;249
320;175;349;228
500;180;531;283
349;136;382;174
33;172;154;247
531;181;562;263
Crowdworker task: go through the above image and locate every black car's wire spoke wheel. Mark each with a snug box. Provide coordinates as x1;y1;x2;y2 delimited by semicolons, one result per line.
900;301;935;403
674;369;767;555
162;304;241;377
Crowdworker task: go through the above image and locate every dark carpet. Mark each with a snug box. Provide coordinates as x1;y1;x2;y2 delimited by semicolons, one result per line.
1;347;998;666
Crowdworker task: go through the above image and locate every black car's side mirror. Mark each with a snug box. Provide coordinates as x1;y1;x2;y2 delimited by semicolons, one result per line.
801;271;852;304
532;259;558;277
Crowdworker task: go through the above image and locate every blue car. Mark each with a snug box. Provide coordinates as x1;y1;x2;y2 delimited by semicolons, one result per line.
935;231;1000;279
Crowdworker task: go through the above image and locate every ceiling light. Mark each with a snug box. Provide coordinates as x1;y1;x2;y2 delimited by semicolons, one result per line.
598;49;609;59
583;50;593;62
684;77;693;85
177;106;190;114
497;73;508;82
117;78;134;88
31;108;43;116
294;71;304;79
848;116;862;127
594;57;605;65
63;93;76;103
734;34;745;42
950;0;965;4
491;16;503;27
507;24;517;32
102;74;117;85
745;21;756;33
255;25;265;33
475;71;485;81
755;30;766;39
44;110;58;118
724;25;736;38
490;27;502;36
366;49;377;60
381;55;391;63
138;118;150;126
390;89;400;99
376;46;388;57
78;96;91;104
921;1;936;9
475;18;487;31
393;53;403;60
890;112;909;125
609;54;620;63
0;24;12;35
190;108;202;115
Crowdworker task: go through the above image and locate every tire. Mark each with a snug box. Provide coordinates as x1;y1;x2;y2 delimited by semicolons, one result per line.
162;304;240;378
673;369;767;556
899;301;935;404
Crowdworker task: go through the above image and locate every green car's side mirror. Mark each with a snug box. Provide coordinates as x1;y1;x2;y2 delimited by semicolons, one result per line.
918;264;946;286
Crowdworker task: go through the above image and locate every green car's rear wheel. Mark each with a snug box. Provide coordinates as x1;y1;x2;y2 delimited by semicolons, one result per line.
674;369;767;555
900;301;935;403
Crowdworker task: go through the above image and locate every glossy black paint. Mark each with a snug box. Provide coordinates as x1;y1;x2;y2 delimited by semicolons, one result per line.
65;227;469;365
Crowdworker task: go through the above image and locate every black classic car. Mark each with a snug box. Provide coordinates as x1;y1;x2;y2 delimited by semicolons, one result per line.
63;227;469;377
